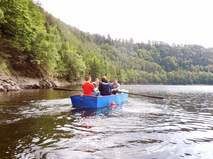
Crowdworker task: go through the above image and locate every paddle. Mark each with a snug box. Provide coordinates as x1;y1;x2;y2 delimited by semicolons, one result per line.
118;90;164;99
53;87;81;91
53;87;164;99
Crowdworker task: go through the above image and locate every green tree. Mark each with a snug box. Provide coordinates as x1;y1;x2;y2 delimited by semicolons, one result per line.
0;8;3;20
161;56;178;71
0;0;45;51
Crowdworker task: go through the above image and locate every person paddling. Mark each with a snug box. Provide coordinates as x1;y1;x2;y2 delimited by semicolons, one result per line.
98;76;112;96
82;75;94;96
111;79;120;94
92;78;100;96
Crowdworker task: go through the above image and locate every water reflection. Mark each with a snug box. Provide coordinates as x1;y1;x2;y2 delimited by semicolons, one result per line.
0;85;213;158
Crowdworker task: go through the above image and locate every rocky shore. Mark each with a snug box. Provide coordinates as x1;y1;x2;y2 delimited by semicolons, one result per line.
0;78;21;92
0;76;71;92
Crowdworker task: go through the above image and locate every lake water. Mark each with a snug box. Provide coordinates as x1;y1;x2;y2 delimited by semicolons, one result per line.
0;85;213;159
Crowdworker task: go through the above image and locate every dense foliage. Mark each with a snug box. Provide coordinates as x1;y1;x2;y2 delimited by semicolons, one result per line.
0;0;213;84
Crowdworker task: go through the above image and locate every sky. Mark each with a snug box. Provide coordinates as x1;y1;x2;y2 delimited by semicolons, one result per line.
38;0;213;48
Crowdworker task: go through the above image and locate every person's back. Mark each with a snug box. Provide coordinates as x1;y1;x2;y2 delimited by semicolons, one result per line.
82;76;94;96
98;76;112;96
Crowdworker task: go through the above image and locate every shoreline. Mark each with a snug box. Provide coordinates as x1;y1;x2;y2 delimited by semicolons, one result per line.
0;75;73;92
1;75;213;92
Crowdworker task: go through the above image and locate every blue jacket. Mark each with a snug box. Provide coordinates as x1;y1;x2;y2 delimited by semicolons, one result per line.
98;82;112;96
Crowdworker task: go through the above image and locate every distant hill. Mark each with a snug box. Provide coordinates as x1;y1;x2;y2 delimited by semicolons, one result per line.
0;0;213;84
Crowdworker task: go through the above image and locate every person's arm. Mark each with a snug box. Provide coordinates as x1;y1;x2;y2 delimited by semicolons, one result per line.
98;82;102;92
110;83;113;89
91;83;95;91
117;83;120;90
82;83;84;91
82;83;85;95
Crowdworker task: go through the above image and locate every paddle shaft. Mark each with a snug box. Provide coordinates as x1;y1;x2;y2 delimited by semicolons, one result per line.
53;87;81;91
118;91;164;99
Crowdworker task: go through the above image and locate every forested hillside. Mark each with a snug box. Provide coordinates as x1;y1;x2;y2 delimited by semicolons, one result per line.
0;0;213;84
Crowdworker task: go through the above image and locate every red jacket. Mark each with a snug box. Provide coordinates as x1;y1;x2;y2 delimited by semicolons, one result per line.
82;82;94;95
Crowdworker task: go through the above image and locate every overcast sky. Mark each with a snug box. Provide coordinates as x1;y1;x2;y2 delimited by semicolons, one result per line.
38;0;213;48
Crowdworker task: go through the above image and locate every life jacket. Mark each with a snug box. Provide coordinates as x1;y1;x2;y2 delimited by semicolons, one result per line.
82;82;94;96
99;82;112;96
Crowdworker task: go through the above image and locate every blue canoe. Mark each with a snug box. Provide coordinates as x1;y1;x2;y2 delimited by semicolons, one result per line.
70;93;128;109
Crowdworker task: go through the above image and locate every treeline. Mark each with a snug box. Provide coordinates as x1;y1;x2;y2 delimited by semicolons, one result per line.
91;36;213;84
0;0;213;84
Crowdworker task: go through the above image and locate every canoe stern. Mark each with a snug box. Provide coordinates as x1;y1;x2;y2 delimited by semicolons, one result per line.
71;93;128;109
71;95;98;109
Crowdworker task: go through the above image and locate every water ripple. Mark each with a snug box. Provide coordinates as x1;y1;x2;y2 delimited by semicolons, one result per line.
1;86;213;159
